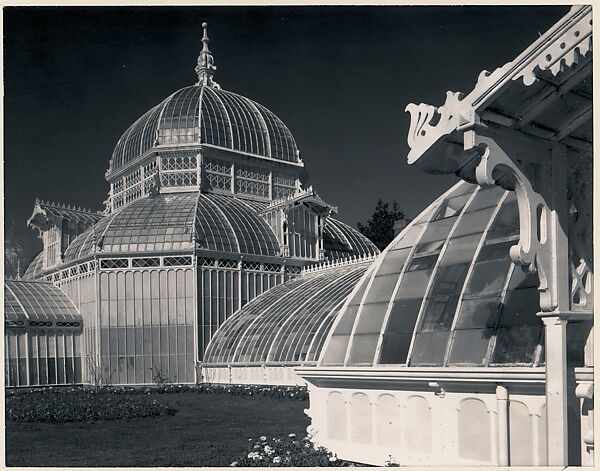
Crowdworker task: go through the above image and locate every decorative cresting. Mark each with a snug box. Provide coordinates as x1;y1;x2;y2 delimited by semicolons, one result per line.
195;22;220;89
405;6;592;167
404;5;592;313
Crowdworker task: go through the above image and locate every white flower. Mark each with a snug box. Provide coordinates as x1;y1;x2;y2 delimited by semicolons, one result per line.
230;461;239;467
260;436;267;442
272;457;282;464
329;455;338;462
288;433;296;438
264;445;273;454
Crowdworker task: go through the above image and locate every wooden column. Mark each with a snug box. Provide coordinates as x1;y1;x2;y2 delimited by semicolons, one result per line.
541;315;569;465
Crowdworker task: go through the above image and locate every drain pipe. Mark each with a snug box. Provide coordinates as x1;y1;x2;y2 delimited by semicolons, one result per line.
496;384;509;466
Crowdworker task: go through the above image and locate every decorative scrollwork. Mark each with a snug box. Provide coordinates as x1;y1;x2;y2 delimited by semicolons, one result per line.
567;153;593;311
469;133;556;311
405;91;471;165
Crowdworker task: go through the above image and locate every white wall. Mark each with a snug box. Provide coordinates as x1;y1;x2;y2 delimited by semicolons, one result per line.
303;379;549;466
203;365;307;386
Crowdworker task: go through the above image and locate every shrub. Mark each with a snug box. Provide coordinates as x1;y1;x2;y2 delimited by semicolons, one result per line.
230;434;366;467
6;387;176;423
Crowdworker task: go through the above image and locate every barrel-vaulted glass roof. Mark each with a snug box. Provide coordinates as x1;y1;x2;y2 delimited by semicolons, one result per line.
5;280;81;325
57;192;376;265
319;181;546;368
204;259;373;365
109;85;299;176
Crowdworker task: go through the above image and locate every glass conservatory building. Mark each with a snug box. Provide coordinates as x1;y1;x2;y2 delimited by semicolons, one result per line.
298;6;593;468
17;24;377;387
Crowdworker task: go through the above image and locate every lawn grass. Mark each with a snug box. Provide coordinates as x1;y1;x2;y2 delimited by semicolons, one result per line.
6;390;310;467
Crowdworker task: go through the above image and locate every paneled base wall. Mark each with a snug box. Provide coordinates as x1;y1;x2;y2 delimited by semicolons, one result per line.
203;365;308;386
298;368;585;466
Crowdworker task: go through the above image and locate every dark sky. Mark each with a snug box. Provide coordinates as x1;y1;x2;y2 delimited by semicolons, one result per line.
5;5;568;264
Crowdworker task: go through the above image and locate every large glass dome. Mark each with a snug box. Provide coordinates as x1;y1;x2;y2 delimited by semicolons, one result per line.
108;85;299;176
319;181;549;367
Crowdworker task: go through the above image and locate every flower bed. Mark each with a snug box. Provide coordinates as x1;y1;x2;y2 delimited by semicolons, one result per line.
6;388;176;423
230;434;367;467
5;384;307;423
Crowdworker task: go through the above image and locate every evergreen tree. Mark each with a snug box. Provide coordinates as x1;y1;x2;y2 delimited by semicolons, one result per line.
357;199;404;250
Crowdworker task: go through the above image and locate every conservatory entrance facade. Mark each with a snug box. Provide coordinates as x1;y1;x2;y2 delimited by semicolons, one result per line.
298;6;593;467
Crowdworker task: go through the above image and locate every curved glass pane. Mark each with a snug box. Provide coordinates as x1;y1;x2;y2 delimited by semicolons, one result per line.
195;195;238;253
254;101;298;162
111;101;164;172
201;87;233;149
206;194;280;256
64;212;115;262
159;87;201;145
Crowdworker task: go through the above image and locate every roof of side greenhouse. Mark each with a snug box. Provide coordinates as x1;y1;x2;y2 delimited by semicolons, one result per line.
5;279;82;326
204;258;374;365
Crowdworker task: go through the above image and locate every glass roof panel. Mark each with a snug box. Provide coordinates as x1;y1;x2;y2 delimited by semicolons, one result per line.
220;91;269;157
205;194;280;256
5;280;81;323
23;251;44;280
324;218;379;261
195;195;238;253
253;101;298;162
201;87;233;149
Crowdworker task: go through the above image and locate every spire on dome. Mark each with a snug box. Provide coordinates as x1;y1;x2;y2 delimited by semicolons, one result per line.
195;22;220;89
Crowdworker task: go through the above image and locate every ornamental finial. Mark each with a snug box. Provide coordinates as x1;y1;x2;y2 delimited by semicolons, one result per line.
195;22;220;89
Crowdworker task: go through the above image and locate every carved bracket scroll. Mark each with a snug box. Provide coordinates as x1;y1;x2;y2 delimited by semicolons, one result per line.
465;132;559;311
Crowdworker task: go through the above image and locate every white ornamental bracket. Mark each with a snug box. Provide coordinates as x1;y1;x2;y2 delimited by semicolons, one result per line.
463;131;568;312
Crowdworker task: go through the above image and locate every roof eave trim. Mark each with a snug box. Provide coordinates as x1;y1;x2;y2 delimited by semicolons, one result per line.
404;5;592;172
